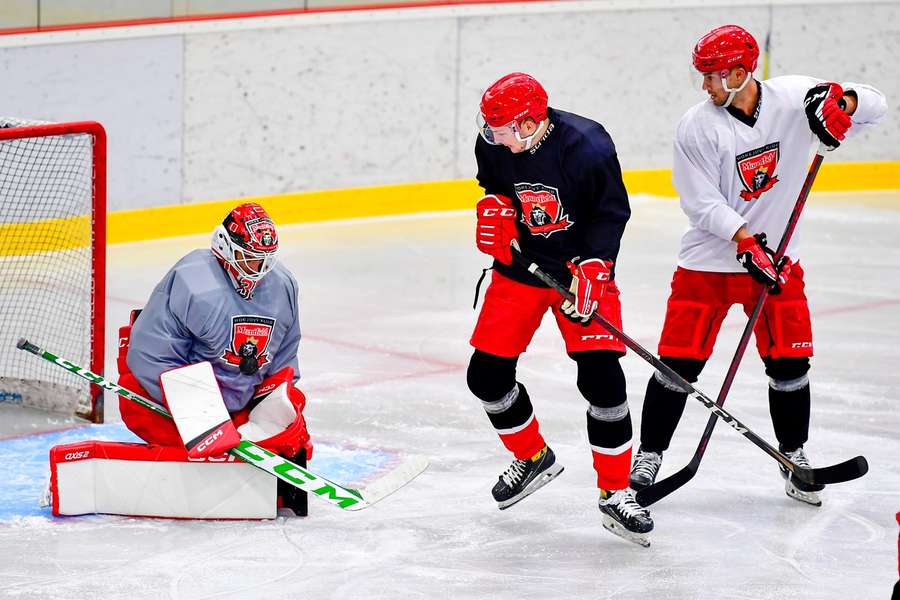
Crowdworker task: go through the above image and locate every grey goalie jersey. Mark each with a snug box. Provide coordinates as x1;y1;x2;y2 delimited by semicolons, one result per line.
126;249;301;412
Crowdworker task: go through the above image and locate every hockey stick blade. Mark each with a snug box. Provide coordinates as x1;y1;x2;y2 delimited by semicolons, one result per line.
793;455;868;487
635;463;697;507
637;454;867;508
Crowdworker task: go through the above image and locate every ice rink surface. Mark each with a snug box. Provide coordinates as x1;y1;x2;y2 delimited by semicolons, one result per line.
2;193;899;599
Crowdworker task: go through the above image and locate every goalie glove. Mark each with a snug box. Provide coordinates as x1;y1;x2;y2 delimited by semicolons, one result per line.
476;194;518;266
804;82;851;149
736;233;792;294
561;257;613;324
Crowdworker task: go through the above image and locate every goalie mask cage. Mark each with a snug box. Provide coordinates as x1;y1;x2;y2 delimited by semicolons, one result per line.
0;119;106;423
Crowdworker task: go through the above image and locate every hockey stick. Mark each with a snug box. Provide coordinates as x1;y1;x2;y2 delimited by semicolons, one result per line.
636;143;830;507
17;339;425;511
509;242;868;493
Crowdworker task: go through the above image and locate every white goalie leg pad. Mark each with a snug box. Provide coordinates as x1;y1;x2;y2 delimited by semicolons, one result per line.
237;381;297;442
160;362;241;458
49;441;276;519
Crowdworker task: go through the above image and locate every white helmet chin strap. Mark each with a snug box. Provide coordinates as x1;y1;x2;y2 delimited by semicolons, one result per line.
514;118;548;150
721;70;753;108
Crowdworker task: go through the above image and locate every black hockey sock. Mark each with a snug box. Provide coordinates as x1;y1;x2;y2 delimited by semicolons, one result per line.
769;383;811;452
639;376;687;453
466;350;535;431
571;351;632;452
639;357;706;454
764;357;811;452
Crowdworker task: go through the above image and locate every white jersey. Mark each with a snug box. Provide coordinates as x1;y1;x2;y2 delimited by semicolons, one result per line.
673;75;887;272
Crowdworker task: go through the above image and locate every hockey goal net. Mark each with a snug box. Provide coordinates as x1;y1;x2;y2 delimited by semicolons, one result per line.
0;119;106;423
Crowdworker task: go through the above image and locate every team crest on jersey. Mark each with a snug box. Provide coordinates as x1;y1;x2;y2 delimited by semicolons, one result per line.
514;182;573;238
736;142;780;201
221;315;275;369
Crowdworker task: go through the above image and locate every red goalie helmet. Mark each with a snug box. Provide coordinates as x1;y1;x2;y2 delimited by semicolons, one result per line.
479;72;548;128
211;202;279;299
692;24;759;74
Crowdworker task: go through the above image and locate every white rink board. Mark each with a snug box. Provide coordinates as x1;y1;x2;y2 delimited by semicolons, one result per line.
0;1;897;209
3;192;897;599
0;35;183;211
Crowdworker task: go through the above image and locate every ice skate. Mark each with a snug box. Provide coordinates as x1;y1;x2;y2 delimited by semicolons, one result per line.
492;445;564;510
779;445;823;507
629;446;663;491
598;488;653;547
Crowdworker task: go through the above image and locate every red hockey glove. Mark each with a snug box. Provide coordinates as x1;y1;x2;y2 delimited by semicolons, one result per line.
561;257;613;323
804;82;851;149
736;233;791;294
476;194;518;265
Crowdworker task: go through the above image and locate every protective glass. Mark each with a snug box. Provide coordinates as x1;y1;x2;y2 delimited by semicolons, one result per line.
476;112;520;146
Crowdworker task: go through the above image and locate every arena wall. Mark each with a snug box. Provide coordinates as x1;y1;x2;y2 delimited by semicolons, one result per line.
0;0;896;240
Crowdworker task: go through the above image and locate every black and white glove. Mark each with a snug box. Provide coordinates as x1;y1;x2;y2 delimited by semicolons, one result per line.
804;83;851;149
736;233;792;294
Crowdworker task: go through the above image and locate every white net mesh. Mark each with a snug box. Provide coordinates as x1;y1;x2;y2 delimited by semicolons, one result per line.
0;118;100;418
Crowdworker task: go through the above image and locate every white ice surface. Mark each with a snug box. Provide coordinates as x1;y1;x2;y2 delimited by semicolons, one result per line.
2;193;899;599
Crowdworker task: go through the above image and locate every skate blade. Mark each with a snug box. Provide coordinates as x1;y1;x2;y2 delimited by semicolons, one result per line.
785;481;822;507
601;517;651;548
497;463;565;510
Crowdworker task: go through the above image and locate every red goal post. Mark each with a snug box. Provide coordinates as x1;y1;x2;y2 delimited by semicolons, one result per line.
0;119;106;423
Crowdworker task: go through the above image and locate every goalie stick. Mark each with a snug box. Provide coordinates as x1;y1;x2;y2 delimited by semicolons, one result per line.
509;242;868;497
637;143;831;507
18;338;427;511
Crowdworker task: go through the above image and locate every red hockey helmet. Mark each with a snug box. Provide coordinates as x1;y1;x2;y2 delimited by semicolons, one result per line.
480;72;548;128
692;25;759;74
211;202;279;299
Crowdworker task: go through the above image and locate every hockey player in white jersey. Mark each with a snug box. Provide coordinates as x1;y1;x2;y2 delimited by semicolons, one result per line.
117;202;313;515
629;24;886;507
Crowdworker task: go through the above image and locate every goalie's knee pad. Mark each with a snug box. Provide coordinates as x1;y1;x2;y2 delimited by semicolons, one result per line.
570;350;626;408
763;357;810;391
653;356;706;392
466;349;519;402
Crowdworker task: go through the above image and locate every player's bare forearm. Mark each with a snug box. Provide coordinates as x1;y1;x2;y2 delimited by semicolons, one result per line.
842;91;858;115
732;226;751;243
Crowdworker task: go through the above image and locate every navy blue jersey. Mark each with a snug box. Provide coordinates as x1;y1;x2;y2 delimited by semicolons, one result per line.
475;107;631;286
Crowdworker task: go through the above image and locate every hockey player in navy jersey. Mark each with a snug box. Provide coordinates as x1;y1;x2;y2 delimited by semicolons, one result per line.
629;25;886;507
467;72;652;545
118;202;312;515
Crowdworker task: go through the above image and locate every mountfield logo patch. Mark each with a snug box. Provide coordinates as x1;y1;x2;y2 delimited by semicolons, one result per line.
514;182;573;238
221;315;275;369
736;142;780;201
